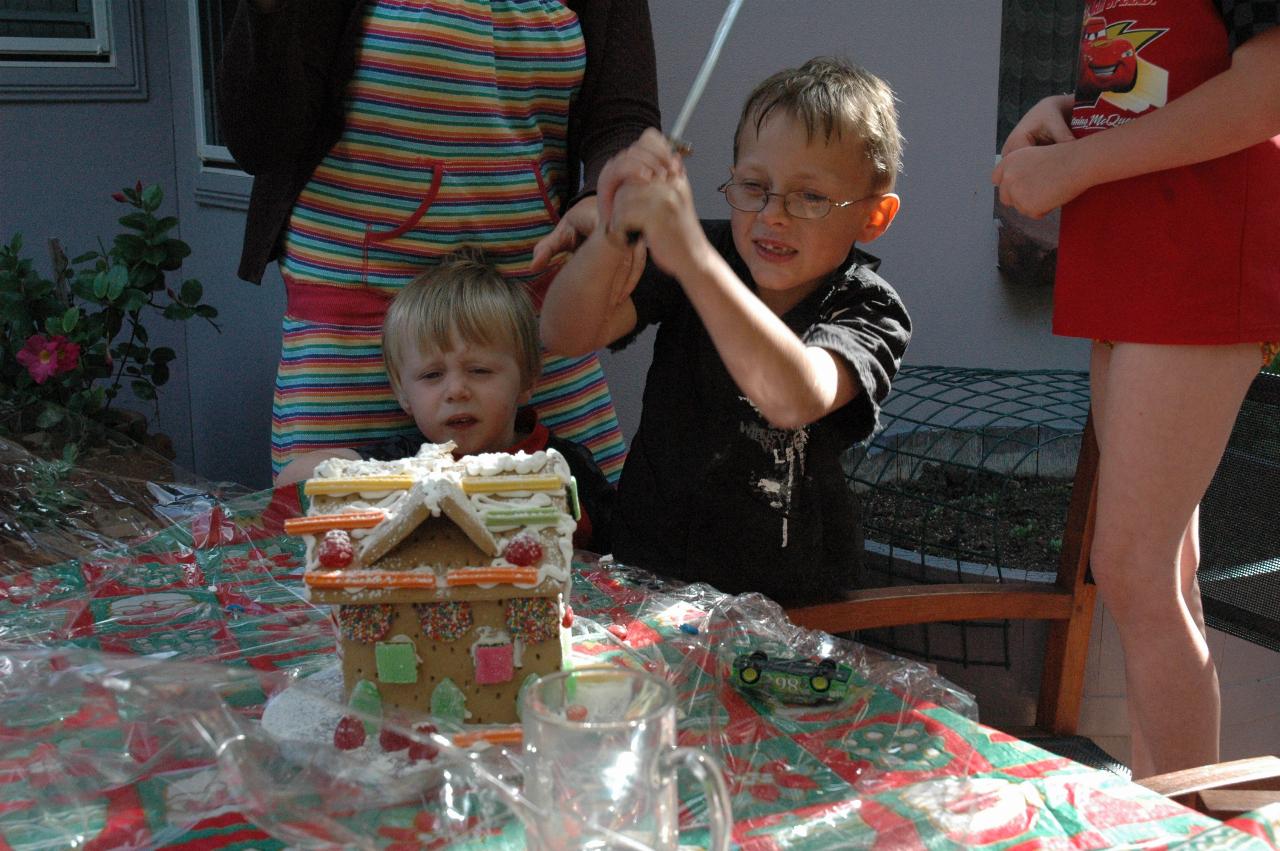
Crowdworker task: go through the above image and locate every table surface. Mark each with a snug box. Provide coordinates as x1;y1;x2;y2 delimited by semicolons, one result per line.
2;485;1278;850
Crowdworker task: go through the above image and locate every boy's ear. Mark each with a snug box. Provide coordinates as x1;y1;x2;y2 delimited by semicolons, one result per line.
517;382;534;407
857;193;900;244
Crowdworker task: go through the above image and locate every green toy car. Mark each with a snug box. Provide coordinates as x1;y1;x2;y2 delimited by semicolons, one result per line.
732;651;854;704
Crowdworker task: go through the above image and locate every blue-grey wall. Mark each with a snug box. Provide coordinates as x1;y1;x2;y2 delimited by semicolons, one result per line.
3;1;1088;491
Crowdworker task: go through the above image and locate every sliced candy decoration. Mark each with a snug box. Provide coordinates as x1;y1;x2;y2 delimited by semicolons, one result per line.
284;510;385;535
483;506;561;529
461;474;561;494
306;569;437;590
445;566;538;586
453;726;523;748
506;596;558;643
502;533;543;567
338;604;395;644
317;529;354;568
304;475;413;496
414;601;473;641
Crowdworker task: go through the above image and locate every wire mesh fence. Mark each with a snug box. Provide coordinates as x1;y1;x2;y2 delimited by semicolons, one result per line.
844;365;1091;667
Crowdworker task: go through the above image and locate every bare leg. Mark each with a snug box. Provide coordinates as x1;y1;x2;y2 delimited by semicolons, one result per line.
1087;342;1256;778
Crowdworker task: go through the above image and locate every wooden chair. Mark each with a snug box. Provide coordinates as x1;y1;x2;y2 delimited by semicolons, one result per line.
1138;755;1280;820
786;413;1101;737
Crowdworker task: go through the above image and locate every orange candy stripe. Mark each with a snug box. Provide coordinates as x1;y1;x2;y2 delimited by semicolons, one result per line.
305;569;437;589
284;511;385;534
445;567;539;586
453;727;523;748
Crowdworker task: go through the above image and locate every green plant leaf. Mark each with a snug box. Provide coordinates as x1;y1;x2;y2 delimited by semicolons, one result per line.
134;323;149;343
141;184;163;211
130;264;158;290
60;307;79;333
92;270;109;298
124;289;148;312
161;240;192;271
131;379;157;400
154;216;179;234
163;303;194;320
8;234;21;253
195;305;218;319
151;346;176;364
179;279;202;304
70;251;97;264
150;362;170;386
114;233;147;262
36;405;64;429
143;245;166;266
118;212;151;232
106;265;129;300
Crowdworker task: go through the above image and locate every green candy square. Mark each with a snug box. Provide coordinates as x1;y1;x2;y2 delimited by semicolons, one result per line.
375;641;418;684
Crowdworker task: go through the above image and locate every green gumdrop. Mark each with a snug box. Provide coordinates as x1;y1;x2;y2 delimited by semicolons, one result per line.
431;677;469;724
348;679;382;735
516;673;541;721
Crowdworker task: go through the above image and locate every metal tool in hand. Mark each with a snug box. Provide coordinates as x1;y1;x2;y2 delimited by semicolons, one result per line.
625;0;745;243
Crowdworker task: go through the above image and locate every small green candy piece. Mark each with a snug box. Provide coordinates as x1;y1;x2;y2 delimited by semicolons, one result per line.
348;679;383;735
431;677;469;724
566;478;581;521
375;641;418;684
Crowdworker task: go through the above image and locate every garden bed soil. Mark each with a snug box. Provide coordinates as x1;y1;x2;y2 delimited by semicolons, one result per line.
861;464;1075;573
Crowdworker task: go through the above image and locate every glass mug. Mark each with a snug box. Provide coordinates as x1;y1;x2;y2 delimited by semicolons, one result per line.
521;667;733;851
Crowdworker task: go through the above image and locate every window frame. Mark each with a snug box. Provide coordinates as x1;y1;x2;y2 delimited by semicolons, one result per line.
0;0;112;61
0;0;145;101
187;0;237;169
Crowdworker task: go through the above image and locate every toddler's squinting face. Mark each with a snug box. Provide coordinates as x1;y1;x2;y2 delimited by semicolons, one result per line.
394;337;530;457
729;112;878;315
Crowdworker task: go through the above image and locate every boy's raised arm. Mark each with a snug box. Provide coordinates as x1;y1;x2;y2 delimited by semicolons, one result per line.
539;229;642;356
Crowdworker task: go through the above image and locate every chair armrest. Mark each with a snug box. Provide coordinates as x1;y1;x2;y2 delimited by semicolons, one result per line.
1137;756;1280;798
786;583;1077;634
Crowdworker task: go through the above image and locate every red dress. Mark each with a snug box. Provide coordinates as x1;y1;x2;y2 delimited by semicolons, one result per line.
1054;0;1280;344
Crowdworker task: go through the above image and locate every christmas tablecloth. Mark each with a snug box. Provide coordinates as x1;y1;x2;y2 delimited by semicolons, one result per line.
3;483;1279;850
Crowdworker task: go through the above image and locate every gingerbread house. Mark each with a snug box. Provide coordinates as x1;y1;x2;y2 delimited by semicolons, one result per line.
284;443;578;725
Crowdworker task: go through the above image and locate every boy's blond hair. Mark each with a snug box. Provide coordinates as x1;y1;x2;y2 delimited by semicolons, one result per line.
734;56;903;193
382;248;541;398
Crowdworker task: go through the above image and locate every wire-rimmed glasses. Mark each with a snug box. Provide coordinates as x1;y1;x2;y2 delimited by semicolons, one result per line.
718;180;878;220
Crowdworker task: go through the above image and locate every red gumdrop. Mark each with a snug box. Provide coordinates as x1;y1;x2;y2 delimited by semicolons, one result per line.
565;704;589;722
333;715;366;750
379;726;411;752
503;533;543;566
562;605;574;629
318;529;354;568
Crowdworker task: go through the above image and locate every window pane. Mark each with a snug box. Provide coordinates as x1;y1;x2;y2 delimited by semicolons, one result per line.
996;0;1081;148
195;0;236;151
0;0;108;60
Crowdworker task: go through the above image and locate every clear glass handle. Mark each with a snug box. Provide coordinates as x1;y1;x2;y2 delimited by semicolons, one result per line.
664;746;733;851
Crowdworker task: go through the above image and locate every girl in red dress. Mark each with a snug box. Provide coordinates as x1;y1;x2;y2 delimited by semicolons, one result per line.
993;1;1280;778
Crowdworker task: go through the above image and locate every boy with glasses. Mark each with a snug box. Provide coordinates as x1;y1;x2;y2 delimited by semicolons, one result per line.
540;57;909;605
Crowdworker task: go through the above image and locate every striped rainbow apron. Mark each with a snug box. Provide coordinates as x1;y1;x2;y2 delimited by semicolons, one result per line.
272;0;626;481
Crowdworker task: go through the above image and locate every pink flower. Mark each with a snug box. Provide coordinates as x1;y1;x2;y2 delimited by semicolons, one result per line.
17;334;81;384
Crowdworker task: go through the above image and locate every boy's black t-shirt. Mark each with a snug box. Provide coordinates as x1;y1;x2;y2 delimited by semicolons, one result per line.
355;408;614;554
608;220;911;606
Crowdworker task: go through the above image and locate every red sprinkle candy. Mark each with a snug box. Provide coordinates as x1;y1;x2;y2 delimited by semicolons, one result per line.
318;529;354;568
408;740;440;762
333;715;365;750
503;533;543;567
